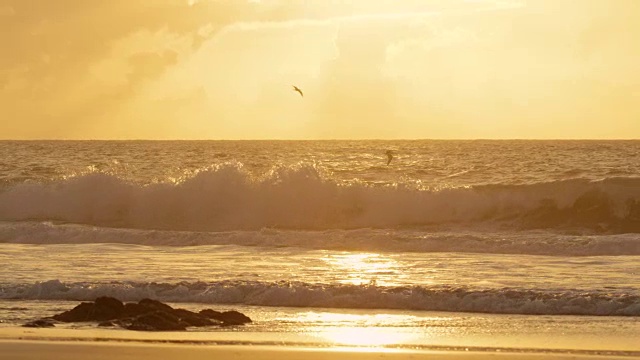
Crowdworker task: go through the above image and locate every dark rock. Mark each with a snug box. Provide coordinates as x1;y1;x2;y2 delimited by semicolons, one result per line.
200;309;252;325
149;309;181;324
198;309;222;320
126;313;187;331
123;302;146;316
174;308;215;326
139;298;174;312
199;309;223;319
45;297;251;331
127;308;187;331
219;310;252;325
92;296;126;320
52;302;94;322
51;297;126;322
23;319;55;328
123;300;176;319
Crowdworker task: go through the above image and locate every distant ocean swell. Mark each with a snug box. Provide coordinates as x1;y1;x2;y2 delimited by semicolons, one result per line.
2;280;638;317
2;222;640;256
1;164;639;233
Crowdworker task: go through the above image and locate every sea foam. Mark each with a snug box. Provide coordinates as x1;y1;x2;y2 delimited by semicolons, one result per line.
1;164;639;232
1;222;639;256
2;279;638;317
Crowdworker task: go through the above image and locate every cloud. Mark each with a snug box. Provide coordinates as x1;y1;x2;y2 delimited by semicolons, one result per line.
377;0;640;138
0;0;246;138
385;27;480;62
214;0;524;35
88;28;192;88
0;5;14;16
1;0;639;139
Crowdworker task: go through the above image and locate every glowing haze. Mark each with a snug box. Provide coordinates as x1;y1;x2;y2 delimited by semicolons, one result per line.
1;0;639;139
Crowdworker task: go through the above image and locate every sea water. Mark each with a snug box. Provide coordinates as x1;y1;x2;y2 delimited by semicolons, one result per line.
0;140;639;353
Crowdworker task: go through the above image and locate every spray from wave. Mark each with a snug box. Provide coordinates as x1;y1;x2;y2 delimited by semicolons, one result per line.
2;280;639;317
0;163;639;232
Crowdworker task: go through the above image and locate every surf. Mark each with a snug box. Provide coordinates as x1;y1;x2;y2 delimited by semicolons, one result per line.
1;163;639;233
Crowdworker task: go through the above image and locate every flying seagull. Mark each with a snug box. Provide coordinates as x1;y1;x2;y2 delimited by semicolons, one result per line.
385;150;394;165
292;85;303;97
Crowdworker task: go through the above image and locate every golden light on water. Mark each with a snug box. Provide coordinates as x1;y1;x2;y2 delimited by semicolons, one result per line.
293;312;423;347
322;252;402;286
297;253;437;347
317;326;416;347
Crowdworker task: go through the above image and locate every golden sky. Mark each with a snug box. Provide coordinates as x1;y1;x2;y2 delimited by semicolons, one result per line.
1;0;639;139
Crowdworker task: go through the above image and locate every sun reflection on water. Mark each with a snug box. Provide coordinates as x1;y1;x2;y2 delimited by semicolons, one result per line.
322;252;404;286
296;253;432;347
315;326;417;347
291;311;424;347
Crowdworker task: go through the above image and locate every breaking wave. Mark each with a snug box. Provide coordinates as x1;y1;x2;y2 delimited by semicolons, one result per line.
2;280;638;317
1;164;639;232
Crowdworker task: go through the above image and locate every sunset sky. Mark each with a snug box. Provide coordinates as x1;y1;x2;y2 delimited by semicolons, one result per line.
1;0;639;140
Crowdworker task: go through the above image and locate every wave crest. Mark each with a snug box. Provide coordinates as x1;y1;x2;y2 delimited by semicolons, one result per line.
3;280;638;316
1;164;639;232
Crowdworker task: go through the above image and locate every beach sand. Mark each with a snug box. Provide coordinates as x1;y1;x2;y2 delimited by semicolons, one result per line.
2;340;639;360
1;327;639;360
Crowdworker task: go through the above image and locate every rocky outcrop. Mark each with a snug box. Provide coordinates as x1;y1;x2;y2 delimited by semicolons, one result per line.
52;296;126;322
199;309;253;326
32;297;251;331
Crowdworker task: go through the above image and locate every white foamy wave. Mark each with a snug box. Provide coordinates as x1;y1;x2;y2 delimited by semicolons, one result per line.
2;222;640;256
2;280;639;316
1;164;639;232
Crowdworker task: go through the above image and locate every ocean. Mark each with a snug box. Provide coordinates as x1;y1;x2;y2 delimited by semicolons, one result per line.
1;140;639;354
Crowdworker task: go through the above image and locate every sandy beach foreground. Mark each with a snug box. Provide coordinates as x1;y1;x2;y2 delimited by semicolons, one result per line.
2;340;640;360
1;327;639;360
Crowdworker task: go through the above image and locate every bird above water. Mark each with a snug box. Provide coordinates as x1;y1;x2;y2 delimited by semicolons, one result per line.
292;85;303;97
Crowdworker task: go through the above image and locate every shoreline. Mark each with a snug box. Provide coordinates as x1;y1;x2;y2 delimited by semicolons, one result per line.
2;339;639;360
1;328;640;359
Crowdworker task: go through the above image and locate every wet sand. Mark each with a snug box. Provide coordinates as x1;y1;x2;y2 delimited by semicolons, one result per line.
2;340;639;360
1;327;639;360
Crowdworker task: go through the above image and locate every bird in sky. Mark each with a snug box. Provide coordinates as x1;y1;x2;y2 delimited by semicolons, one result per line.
385;150;394;165
292;85;303;97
